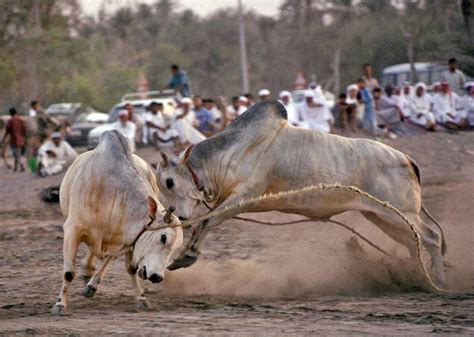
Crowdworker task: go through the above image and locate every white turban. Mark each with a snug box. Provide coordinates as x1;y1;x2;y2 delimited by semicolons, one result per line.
258;89;270;96
415;82;426;90
279;90;291;99
118;109;129;117
238;96;248;103
304;90;315;99
181;97;192;104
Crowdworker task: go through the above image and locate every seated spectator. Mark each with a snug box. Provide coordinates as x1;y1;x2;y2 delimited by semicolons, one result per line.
112;110;137;152
193;96;214;137
278;91;299;126
258;89;271;101
172;97;206;145
408;83;437;131
432;82;467;130
37;132;77;177
375;84;403;127
203;98;224;131
463;82;474;127
145;102;179;150
397;82;412;118
297;91;334;133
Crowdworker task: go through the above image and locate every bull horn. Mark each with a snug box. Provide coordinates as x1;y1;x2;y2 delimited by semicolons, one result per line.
160;152;169;168
164;206;175;224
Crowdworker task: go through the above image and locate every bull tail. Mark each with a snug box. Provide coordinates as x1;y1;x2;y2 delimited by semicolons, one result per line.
407;155;447;255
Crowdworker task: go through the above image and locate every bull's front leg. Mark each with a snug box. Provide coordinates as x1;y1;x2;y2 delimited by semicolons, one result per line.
81;256;114;298
125;250;151;310
168;191;257;270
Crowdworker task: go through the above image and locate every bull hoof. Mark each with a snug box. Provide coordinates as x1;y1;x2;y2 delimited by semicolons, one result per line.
80;274;93;284
81;284;97;298
136;298;152;311
167;253;198;271
51;303;67;316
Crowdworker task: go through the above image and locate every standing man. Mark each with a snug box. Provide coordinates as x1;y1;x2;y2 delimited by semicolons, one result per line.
442;58;466;95
29;100;40;117
112;110;137;152
2;108;27;172
258;89;271;102
166;64;191;97
362;63;380;92
357;78;377;134
278;91;299;126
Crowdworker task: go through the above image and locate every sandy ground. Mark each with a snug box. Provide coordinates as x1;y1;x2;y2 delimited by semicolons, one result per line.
0;132;473;335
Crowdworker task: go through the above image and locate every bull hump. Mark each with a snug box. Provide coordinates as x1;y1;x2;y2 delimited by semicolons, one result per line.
190;100;288;163
232;100;288;127
98;130;132;160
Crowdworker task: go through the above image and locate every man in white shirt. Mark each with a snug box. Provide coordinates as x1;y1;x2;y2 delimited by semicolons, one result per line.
37;132;78;176
145;102;179;150
258;89;271;102
278;91;299;126
226;96;247;121
112;109;137;152
408;82;436;130
441;58;466;95
297;91;334;133
172;97;206;145
432;82;467;129
29;100;40;117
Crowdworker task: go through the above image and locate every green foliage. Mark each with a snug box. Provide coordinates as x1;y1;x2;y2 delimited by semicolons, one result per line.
0;0;468;114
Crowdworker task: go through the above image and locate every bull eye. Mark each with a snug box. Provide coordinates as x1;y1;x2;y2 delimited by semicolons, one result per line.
161;234;167;245
166;178;174;189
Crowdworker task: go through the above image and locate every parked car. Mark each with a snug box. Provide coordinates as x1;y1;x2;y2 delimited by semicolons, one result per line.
87;92;177;149
65;112;109;147
381;62;449;88
46;103;101;124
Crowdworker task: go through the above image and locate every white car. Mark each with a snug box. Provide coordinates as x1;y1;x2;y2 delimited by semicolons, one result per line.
87;95;177;149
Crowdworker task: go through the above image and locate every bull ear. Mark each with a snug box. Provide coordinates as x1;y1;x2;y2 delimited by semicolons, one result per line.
147;196;158;217
181;144;195;164
150;162;158;169
160;152;169;168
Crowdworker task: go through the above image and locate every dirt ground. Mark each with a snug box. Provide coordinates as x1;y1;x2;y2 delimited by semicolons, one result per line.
1;132;473;335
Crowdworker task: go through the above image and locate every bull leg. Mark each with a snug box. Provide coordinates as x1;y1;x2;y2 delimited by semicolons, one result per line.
168;191;256;270
80;250;96;283
51;224;81;316
362;211;446;288
125;250;151;310
82;256;114;298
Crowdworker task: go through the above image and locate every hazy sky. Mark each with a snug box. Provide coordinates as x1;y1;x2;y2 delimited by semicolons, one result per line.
80;0;282;17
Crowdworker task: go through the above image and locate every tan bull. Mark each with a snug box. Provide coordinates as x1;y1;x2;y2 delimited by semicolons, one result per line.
52;131;183;316
155;100;447;288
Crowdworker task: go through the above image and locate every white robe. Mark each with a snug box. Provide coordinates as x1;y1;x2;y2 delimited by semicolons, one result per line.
111;121;137;152
432;93;466;125
172;108;206;144
462;95;474;126
408;94;435;126
38;140;78;175
145;112;178;147
297;102;334;133
279;101;299;126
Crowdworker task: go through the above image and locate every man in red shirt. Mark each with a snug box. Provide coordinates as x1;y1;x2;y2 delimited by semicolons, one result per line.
2;108;27;172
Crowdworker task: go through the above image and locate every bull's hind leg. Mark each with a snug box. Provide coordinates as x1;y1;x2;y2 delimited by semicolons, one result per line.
51;223;81;316
80;250;96;283
125;250;151;310
362;211;446;288
82;256;114;298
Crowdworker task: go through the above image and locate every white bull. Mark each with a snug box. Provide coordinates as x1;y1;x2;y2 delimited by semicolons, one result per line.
52;131;183;316
155;100;447;288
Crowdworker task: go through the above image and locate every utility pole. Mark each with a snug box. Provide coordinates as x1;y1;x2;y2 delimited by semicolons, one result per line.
238;0;249;93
